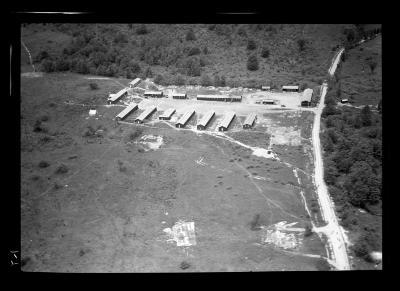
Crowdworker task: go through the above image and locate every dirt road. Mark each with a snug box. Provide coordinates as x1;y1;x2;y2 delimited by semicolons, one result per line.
312;48;350;270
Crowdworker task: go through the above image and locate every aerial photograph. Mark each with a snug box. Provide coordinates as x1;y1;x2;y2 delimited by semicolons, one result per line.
19;23;382;272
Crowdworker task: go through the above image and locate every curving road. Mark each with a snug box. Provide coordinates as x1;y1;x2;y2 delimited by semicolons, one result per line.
312;48;350;270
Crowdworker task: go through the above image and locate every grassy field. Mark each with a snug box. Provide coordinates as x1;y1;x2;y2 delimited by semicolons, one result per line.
21;72;329;272
21;23;350;88
339;35;381;106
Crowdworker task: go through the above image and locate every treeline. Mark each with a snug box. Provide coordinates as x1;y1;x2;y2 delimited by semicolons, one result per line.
321;81;382;261
30;23;316;88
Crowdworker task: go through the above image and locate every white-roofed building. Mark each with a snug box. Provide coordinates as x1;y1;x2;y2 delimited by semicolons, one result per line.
176;109;195;128
218;111;235;131
196;111;215;130
197;95;242;102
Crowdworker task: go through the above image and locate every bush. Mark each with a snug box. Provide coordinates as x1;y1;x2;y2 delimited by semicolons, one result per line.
83;126;96;137
297;38;306;52
261;47;270;58
128;128;143;141
136;24;148;35
247;39;257;50
38;160;50;168
89;82;98;90
200;74;212;86
174;74;186;86
247;55;259;71
40;114;49;122
187;47;201;56
315;258;331;271
40;59;55;73
154;74;164;85
304;223;313;237
180;261;191;270
117;160;127;172
33;119;48;133
186;29;196;41
55;164;69;174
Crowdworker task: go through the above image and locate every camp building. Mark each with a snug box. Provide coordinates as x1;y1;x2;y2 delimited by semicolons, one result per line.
243;113;257;129
218;111;235;131
144;91;164;98
301;88;313;107
115;103;138;121
134;106;157;123
196;94;242;102
159;108;176;120
196;111;215;130
108;88;128;104
172;93;187;99
129;78;141;88
282;85;299;92
175;109;195;128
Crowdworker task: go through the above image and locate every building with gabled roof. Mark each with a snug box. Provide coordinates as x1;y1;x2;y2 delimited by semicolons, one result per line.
129;78;141;88
243;113;257;129
115;103;138;121
176;109;195;128
301;88;313;107
108;88;128;104
159;108;176;120
218;111;235;131
282;85;299;92
144;91;164;98
196;111;215;130
134;106;157;123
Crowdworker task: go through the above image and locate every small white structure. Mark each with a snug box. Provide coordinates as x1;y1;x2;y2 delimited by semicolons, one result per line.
129;78;141;88
115;103;138;121
261;86;271;91
89;109;97;116
218;111;235;131
341;99;349;104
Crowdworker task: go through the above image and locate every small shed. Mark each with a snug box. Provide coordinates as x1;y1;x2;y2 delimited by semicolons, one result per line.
341;99;349;104
301;88;313;107
261;86;271;91
262;99;276;105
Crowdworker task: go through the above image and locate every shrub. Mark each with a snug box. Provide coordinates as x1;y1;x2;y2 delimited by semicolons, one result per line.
200;74;212;86
117;160;127;172
38;161;50;168
128;128;143;141
55;164;69;174
40;59;55;73
89;82;98;90
187;47;201;56
247;39;257;50
247;55;259;71
180;261;191;270
40;114;49;122
315;258;331;271
297;38;306;52
174;74;186;86
83;126;96;137
186;29;196;41
136;24;148;35
154;74;164;85
304;223;313;237
261;47;270;58
33;120;48;133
